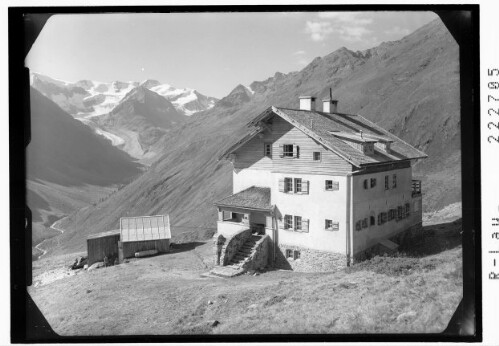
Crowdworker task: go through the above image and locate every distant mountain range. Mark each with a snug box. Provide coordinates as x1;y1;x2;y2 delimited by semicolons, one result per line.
54;18;461;255
31;73;218;161
31;73;218;118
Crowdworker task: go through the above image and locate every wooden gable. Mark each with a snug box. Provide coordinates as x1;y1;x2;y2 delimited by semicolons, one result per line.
234;115;353;174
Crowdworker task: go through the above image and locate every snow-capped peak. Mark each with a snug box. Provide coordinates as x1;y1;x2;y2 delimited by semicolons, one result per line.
30;72;218;118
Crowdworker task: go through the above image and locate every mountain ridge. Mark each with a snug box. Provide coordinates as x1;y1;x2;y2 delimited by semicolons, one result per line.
55;18;461;255
31;72;219;118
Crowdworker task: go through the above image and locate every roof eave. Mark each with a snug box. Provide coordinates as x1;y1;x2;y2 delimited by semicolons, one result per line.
214;202;273;213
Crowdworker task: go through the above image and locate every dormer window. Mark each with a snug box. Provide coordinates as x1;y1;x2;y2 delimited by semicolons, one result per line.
362;142;374;155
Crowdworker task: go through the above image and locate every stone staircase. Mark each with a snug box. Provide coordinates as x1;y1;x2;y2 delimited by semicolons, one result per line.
209;234;263;278
227;234;262;268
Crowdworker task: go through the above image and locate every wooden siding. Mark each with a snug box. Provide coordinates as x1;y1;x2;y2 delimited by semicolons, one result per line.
234;116;353;174
120;239;170;259
87;233;121;265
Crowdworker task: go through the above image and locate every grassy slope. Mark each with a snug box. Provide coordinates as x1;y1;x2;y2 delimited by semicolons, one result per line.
29;216;462;335
56;18;460;256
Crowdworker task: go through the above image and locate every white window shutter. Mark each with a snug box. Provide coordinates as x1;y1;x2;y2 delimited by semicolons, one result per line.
302;180;309;194
333;181;339;191
279;144;284;158
278;217;284;229
303;219;309;232
292;144;298;158
278;179;285;192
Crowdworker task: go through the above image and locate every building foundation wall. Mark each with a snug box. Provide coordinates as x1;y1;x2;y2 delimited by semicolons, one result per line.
275;244;346;272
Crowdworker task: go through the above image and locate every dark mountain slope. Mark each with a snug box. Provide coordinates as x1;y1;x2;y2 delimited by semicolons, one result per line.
27;88;143;186
27;88;143;256
57;18;460;255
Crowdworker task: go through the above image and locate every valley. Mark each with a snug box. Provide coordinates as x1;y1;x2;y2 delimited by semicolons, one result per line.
45;18;461;258
28;18;461;261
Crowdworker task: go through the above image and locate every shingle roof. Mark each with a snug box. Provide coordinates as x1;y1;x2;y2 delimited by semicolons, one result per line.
214;186;272;211
225;106;427;167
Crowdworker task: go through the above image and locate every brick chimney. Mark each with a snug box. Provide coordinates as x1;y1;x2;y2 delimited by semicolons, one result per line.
299;96;316;111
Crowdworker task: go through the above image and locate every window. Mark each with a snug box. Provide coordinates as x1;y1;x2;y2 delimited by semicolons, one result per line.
405;203;411;217
280;177;309;194
392;174;397;188
282;215;308;232
286;249;293;258
293;250;301;260
280;144;300;158
385;176;389;190
325;180;339;191
388;209;395;221
355;221;362;231
362;143;374;155
370;216;375;226
397;206;403;220
325;219;332;230
264;143;272;158
325;220;339;231
364;179;369;189
283;144;293;157
313;151;321;161
381;212;387;223
377;213;387;225
294;216;302;231
284;215;293;229
362;218;368;228
371;178;377;188
294;178;302;193
325;180;332;190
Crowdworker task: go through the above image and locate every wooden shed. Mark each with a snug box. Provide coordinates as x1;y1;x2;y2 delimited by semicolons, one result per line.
87;230;121;266
119;215;171;261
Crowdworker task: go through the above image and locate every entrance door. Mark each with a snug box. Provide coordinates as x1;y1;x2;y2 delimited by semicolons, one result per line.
251;223;265;235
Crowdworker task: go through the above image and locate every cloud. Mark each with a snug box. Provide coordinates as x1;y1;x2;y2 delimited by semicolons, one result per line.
306;12;374;43
318;12;373;26
292;50;306;56
305;21;333;42
384;26;411;36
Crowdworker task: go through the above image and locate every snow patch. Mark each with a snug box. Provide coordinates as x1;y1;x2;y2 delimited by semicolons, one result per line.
95;128;125;146
244;85;255;95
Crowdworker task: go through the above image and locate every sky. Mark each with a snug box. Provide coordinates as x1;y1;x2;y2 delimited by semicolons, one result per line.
26;11;438;98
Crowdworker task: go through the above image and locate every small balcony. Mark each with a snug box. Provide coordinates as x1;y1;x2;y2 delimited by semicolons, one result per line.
412;180;422;197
